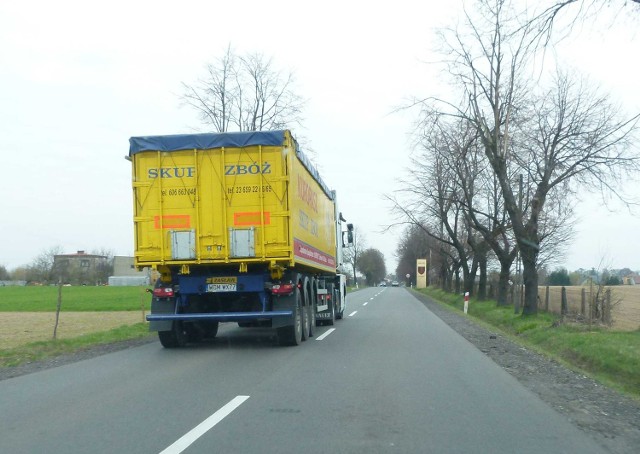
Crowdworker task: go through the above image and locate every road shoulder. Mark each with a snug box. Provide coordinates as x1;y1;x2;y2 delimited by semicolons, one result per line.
410;289;640;454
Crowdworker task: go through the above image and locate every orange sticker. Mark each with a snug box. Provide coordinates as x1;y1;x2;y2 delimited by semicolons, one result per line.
154;215;191;229
234;212;271;226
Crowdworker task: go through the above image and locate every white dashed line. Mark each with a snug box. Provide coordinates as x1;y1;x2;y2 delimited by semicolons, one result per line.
348;311;358;317
316;328;336;341
160;395;250;454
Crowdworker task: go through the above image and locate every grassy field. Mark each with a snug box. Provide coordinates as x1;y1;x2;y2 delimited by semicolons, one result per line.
0;286;154;368
538;285;640;331
419;287;640;399
0;285;152;312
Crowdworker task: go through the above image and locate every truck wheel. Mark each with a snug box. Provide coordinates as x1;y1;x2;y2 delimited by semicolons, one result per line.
277;291;303;346
335;289;344;320
301;299;310;341
308;300;316;335
326;298;336;326
303;304;316;340
158;322;187;348
308;279;316;336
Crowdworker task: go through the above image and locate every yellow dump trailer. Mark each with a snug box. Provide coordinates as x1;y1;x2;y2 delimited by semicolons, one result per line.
128;130;351;347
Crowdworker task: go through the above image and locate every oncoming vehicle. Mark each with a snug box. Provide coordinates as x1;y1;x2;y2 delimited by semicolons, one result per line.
391;281;399;287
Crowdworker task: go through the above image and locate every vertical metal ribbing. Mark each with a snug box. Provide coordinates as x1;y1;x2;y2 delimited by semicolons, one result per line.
259;145;266;261
193;149;200;263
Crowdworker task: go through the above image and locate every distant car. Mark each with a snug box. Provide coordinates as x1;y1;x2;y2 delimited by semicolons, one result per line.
379;282;387;287
391;281;399;287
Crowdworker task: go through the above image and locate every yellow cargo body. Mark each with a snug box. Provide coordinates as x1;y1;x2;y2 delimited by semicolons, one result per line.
129;130;337;274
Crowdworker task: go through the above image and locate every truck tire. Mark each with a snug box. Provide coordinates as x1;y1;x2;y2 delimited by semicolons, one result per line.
308;278;316;336
335;289;344;320
158;321;187;348
277;290;303;346
326;299;336;325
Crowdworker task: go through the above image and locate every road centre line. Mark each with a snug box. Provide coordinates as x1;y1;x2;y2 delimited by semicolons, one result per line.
159;395;250;454
316;328;336;341
348;311;357;317
363;302;368;306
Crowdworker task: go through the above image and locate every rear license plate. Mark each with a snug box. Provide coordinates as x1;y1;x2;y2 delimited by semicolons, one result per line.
207;283;237;292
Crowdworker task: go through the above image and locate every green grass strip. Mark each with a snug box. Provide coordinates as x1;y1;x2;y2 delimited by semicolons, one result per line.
0;323;152;368
0;286;152;312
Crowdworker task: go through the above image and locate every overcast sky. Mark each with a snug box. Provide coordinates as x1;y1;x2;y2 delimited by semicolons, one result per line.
1;0;638;274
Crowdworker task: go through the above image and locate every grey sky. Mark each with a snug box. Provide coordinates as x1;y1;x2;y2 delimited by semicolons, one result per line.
1;0;638;273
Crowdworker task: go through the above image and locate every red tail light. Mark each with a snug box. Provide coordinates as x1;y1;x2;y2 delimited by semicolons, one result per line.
153;287;174;298
271;283;295;296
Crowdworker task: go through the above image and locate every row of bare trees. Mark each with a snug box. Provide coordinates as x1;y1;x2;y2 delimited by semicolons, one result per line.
4;247;114;285
390;0;639;314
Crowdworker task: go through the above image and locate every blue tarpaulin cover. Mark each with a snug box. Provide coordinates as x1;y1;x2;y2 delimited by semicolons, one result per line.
129;130;286;154
128;130;334;199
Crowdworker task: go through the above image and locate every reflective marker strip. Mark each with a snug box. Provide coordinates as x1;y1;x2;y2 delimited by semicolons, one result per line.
159;395;250;454
348;311;357;317
316;328;336;341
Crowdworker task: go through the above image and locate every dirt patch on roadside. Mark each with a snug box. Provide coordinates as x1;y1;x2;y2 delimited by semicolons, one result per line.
0;312;147;349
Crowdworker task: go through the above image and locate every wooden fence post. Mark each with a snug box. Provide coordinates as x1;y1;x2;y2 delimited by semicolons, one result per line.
53;280;62;339
581;288;586;317
545;286;550;312
561;286;568;316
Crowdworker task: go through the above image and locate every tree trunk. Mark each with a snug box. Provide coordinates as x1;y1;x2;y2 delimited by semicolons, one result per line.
521;247;539;315
477;255;487;300
496;261;511;306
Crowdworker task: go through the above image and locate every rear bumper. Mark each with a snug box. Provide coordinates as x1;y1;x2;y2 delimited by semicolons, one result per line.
147;310;293;323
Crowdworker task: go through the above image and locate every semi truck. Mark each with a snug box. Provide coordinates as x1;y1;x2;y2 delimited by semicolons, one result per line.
127;130;353;347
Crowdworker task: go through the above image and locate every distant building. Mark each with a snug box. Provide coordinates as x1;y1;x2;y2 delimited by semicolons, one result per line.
109;256;155;286
53;250;110;285
623;274;639;285
113;256;145;277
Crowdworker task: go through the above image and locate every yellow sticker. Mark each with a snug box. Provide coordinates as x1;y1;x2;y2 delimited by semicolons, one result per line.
206;277;237;284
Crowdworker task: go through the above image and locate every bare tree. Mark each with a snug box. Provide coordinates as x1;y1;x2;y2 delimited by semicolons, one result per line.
28;246;64;284
182;45;305;132
408;0;639;315
527;0;640;47
389;128;478;296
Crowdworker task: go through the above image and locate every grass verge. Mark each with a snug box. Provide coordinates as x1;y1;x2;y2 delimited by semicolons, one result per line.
0;323;152;368
0;286;152;312
418;287;640;399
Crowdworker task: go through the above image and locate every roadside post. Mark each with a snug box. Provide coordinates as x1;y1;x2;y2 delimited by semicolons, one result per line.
464;292;470;314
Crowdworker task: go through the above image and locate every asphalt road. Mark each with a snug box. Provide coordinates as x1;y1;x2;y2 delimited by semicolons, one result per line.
0;288;608;453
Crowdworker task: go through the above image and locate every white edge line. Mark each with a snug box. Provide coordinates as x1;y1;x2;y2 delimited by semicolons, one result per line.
316;328;336;341
363;302;368;306
160;395;250;454
348;311;357;317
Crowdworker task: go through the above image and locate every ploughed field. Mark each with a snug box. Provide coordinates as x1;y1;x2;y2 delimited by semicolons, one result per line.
0;286;150;348
539;285;640;331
